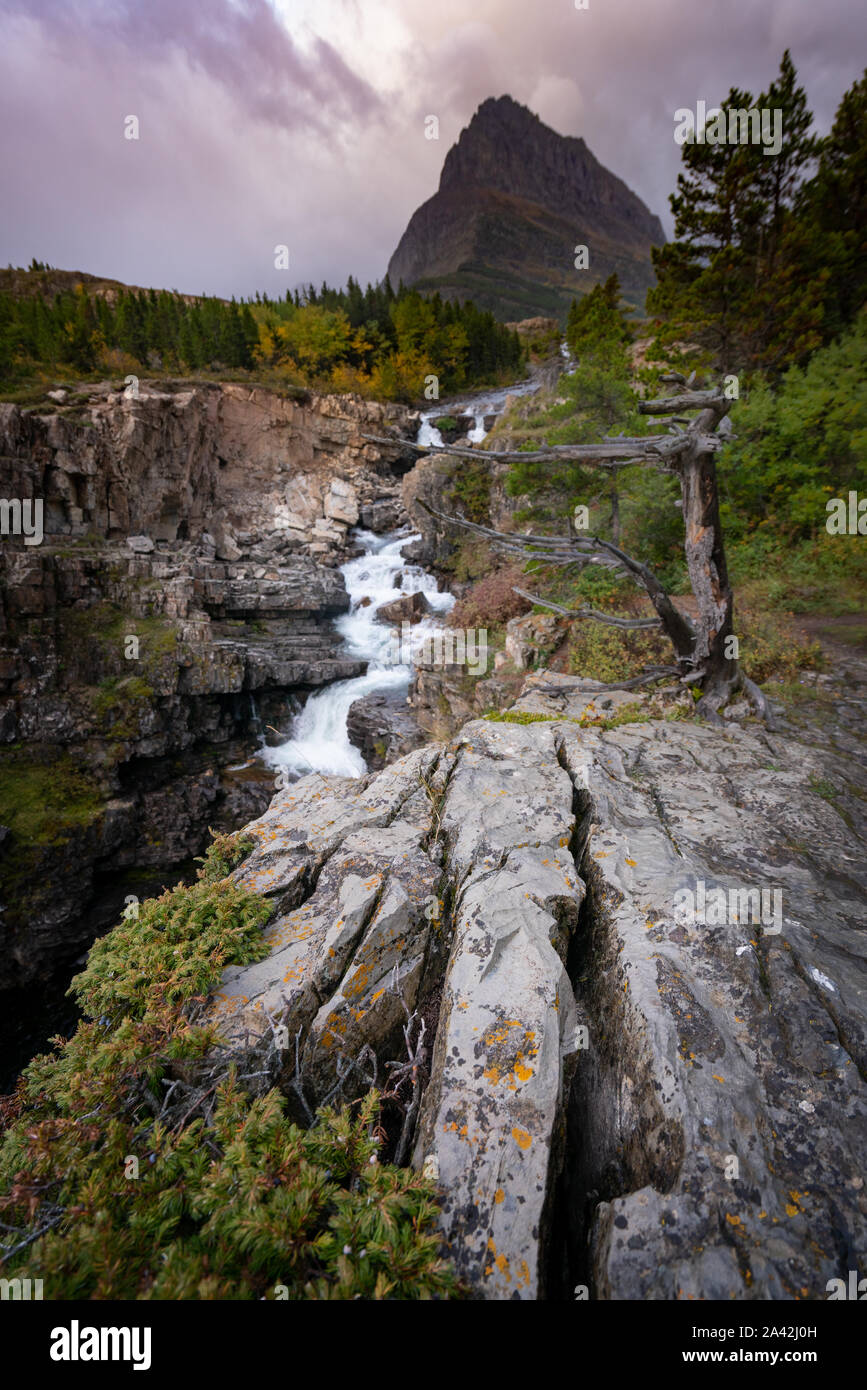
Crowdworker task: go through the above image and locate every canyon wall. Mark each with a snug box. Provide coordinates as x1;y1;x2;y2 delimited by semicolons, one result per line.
0;381;417;993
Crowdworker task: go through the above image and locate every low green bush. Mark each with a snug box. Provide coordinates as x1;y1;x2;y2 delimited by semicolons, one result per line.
0;834;458;1300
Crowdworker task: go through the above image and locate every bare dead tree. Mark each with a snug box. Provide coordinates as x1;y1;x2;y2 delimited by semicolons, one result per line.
364;373;775;726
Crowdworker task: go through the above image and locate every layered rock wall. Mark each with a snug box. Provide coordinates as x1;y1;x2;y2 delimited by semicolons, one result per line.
0;381;418;990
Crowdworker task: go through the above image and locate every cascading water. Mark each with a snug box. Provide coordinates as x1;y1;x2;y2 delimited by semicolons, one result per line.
427;378;541;445
261;373;541;782
560;339;578;375
260;529;453;779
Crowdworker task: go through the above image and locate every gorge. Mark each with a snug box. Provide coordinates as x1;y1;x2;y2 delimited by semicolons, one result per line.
0;380;421;1078
0;371;535;1084
1;366;865;1302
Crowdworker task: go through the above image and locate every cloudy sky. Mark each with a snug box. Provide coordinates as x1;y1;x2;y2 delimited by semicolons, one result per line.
1;0;864;300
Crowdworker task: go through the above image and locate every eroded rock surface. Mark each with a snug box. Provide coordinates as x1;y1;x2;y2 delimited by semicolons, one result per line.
208;676;866;1301
346;689;424;771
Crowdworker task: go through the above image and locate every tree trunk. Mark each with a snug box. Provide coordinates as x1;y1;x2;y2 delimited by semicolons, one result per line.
679;407;737;717
610;486;621;545
368;374;777;726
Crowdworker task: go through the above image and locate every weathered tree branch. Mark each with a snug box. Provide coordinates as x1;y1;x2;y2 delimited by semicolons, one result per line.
417;499;698;664
531;666;681;695
395;372;769;725
361;431;689;469
512;587;662;629
639;390;726;415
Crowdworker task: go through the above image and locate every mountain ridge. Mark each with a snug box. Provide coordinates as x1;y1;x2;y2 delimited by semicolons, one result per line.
387;94;665;320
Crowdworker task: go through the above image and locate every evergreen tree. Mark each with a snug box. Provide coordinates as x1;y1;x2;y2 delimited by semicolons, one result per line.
803;68;867;338
649;54;823;374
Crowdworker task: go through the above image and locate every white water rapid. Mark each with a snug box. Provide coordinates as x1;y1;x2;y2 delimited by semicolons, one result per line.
260;373;540;781
259;530;453;780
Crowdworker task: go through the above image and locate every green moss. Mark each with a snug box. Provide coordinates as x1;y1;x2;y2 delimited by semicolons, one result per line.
483;701;650;730
89;675;156;739
808;774;837;801
59;604;178;665
483;709;557;725
0;749;103;846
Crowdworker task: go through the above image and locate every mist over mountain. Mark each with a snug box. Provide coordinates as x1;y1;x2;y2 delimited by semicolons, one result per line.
387;95;666;320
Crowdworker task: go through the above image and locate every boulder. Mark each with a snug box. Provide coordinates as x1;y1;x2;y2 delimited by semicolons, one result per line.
504;611;569;671
359;497;405;531
376;590;433;625
283;473;324;529
347;689;424;770
324;477;360;526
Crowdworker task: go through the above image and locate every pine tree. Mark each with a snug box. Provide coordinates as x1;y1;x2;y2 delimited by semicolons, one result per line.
803;68;867;338
649;54;823;374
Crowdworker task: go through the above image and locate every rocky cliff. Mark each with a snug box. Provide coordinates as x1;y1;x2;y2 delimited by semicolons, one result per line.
0;381;417;998
206;671;867;1300
387;95;666;319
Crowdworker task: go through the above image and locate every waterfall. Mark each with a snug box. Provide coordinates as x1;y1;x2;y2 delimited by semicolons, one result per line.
259;529;453;780
419;375;541;448
247;691;262;735
261;370;541;783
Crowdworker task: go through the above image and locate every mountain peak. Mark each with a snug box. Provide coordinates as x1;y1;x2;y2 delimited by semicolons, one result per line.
440;94;594;201
388;94;664;321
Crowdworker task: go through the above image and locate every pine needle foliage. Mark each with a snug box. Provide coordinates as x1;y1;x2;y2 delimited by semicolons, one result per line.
0;834;458;1300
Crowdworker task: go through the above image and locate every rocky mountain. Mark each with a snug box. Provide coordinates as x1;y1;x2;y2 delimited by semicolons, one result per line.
387;95;666;320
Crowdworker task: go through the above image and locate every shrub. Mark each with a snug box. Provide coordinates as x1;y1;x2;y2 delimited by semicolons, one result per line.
447;458;490;524
449;565;532;630
0;833;458;1300
568;619;671;685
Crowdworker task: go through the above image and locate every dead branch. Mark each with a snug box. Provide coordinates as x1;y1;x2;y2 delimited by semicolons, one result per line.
0;1213;62;1263
639;390;727;415
529;666;680;695
417;500;697;663
361;431;690;470
379;964;429;1167
512;586;662;629
738;672;779;732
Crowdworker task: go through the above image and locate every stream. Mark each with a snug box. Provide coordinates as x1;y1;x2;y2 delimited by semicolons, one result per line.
259;528;454;779
0;373;542;1090
257;375;540;781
